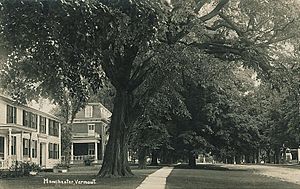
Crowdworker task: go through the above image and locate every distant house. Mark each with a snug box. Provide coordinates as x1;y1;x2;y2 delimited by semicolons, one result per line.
0;95;61;169
70;103;111;164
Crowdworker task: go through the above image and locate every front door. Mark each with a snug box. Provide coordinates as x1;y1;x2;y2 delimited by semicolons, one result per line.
0;137;4;160
0;136;4;168
39;143;46;167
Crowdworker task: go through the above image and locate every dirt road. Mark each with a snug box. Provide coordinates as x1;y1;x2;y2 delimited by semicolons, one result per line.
222;164;300;185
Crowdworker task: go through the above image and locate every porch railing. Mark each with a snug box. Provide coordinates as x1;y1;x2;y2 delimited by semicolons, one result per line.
0;158;8;169
0;159;4;168
73;155;96;161
61;155;96;162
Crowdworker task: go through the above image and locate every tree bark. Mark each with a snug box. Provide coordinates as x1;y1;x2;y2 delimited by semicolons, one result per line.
256;149;260;164
266;149;271;163
98;91;133;177
188;152;196;168
161;148;173;164
138;148;147;169
275;148;280;164
282;147;287;164
150;150;159;166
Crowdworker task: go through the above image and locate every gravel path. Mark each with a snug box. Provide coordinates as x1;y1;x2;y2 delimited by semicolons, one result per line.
222;164;300;185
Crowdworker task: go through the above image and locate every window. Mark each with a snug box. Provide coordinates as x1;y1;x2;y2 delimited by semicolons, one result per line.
0;137;4;159
49;120;59;137
54;144;59;159
23;138;29;156
11;136;16;155
32;140;37;158
23;110;30;127
48;143;53;159
22;111;38;129
54;122;59;137
88;124;95;131
88;124;95;136
49;143;59;159
88;143;95;155
40;116;46;134
7;105;17;124
48;120;54;136
30;113;37;129
85;105;93;118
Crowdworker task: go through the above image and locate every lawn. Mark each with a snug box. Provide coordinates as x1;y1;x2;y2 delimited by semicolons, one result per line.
166;164;300;189
0;166;159;189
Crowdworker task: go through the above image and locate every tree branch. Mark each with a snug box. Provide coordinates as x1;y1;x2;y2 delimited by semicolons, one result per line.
257;34;296;47
199;0;229;22
206;22;235;32
194;0;209;14
129;65;156;92
218;13;244;37
100;51;119;88
254;19;295;45
130;53;155;82
178;41;273;75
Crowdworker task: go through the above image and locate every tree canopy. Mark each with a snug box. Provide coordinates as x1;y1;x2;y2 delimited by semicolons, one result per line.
1;0;300;176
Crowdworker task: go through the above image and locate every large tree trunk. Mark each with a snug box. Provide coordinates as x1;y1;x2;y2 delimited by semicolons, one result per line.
267;149;271;163
98;91;133;177
138;148;147;169
160;148;173;164
188;152;196;168
274;148;280;164
150;150;159;166
281;147;287;164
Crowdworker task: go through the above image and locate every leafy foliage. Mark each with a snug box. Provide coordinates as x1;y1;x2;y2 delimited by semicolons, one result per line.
1;0;300;176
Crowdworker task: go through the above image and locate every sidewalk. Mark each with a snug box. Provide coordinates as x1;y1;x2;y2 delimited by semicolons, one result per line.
136;167;174;189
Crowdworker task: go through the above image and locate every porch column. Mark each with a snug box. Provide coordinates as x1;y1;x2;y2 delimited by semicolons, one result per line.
94;142;98;163
101;134;105;160
29;133;32;162
37;138;40;166
8;128;12;167
70;142;73;164
20;131;23;161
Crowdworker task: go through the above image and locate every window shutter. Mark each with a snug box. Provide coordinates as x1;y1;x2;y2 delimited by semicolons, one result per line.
13;107;16;124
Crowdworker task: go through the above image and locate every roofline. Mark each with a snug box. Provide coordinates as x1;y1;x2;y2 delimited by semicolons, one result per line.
87;102;112;114
0;95;62;122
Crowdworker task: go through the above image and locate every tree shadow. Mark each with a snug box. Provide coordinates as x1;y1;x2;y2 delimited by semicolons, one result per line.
174;164;248;171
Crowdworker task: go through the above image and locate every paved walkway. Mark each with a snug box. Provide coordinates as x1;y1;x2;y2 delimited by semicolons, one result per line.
136;167;174;189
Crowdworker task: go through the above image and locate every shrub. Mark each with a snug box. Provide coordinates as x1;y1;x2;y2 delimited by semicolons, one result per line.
83;155;94;166
22;162;41;175
0;161;41;178
53;163;70;169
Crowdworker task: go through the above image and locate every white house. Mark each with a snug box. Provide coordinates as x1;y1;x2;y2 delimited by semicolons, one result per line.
0;95;61;169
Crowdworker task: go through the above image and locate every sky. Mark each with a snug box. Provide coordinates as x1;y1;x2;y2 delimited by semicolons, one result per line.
27;98;57;114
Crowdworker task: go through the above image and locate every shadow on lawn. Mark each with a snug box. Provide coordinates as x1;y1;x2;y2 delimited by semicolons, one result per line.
174;164;248;172
130;165;163;170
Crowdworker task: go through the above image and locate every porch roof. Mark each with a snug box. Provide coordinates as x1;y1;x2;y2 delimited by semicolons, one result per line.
72;134;101;143
72;138;100;143
0;124;37;134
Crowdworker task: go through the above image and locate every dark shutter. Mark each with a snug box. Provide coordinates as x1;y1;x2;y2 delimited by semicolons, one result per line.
13;107;16;124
